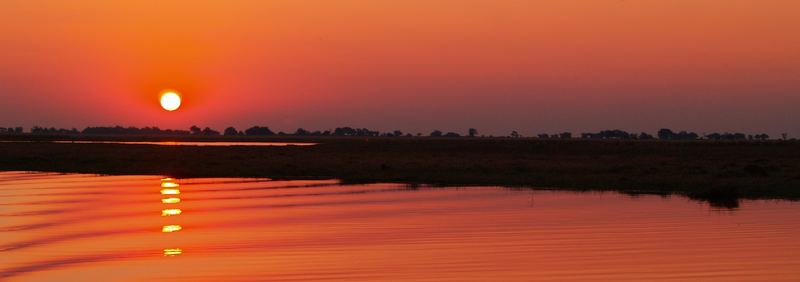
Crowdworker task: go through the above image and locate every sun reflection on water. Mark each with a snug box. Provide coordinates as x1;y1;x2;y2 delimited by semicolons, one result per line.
162;197;181;204
161;209;182;216
160;189;180;195
161;182;180;188
163;248;183;256
162;225;182;233
161;178;183;256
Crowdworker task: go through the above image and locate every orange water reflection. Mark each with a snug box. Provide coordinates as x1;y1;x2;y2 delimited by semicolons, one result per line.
163;248;183;256
161;225;182;233
161;209;182;216
161;182;179;188
160;188;180;195
161;198;181;204
0;172;799;281
160;178;183;256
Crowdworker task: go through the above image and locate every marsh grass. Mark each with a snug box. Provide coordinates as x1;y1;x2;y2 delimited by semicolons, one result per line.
1;136;798;207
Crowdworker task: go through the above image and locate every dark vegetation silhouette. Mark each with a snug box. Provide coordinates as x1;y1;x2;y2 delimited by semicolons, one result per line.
30;126;79;135
81;126;190;135
0;125;786;141
0;127;24;134
639;133;655;140
1;125;797;208
224;127;240;136
245;126;275;136
657;129;699;140
2;136;799;209
201;127;219;136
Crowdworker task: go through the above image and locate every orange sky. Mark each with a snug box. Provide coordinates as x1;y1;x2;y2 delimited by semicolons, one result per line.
1;0;798;135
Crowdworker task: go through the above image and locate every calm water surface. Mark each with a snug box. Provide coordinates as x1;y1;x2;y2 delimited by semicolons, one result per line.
1;172;798;281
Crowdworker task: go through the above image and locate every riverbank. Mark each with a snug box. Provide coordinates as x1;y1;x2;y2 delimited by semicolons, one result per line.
1;136;798;206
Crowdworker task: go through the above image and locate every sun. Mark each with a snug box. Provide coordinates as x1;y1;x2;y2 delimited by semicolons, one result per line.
160;91;182;111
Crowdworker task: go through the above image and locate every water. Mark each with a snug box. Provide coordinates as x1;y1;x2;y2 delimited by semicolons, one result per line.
1;172;798;281
1;141;317;147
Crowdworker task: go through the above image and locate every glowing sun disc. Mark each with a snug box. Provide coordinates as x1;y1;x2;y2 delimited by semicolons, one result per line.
160;92;182;111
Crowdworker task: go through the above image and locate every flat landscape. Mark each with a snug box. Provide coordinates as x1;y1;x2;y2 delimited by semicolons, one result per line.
2;135;798;206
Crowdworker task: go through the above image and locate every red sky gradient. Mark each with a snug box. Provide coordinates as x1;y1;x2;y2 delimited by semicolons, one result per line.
1;1;798;136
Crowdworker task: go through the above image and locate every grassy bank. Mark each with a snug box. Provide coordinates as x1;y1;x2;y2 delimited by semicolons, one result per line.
1;136;799;206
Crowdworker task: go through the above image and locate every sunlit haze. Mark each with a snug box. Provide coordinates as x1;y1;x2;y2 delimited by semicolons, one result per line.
0;1;797;135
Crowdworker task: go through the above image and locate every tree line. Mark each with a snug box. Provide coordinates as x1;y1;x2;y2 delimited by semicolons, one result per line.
0;125;790;141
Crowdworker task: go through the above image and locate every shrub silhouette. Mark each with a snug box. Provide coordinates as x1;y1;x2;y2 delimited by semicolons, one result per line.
245;126;275;136
224;127;239;136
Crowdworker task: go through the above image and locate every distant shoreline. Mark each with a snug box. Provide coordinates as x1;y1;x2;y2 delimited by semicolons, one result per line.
1;136;799;208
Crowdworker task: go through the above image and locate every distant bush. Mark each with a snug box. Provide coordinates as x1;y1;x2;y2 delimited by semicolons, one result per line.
12;124;783;142
82;126;190;135
245;126;275;136
30;126;79;134
0;127;23;134
581;129;634;139
224;127;239;136
657;129;699;140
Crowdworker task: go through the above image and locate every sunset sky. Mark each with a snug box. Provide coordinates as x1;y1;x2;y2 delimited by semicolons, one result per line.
1;0;798;136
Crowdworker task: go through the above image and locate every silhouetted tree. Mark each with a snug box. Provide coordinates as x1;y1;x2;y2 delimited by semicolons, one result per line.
559;132;572;139
510;131;520;138
443;132;460;137
638;132;655;140
30;126;78;134
754;134;769;141
393;130;403;137
333;127;354;136
678;131;698;140
581;129;632;139
705;132;746;141
657;129;674;140
190;126;202;135
658;128;698;140
430;130;443;137
330;127;378;136
468;128;478;137
537;134;549;139
782;133;788;140
202;127;219;135
76;126;186;135
224;127;238;136
295;128;310;136
245;126;275;136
